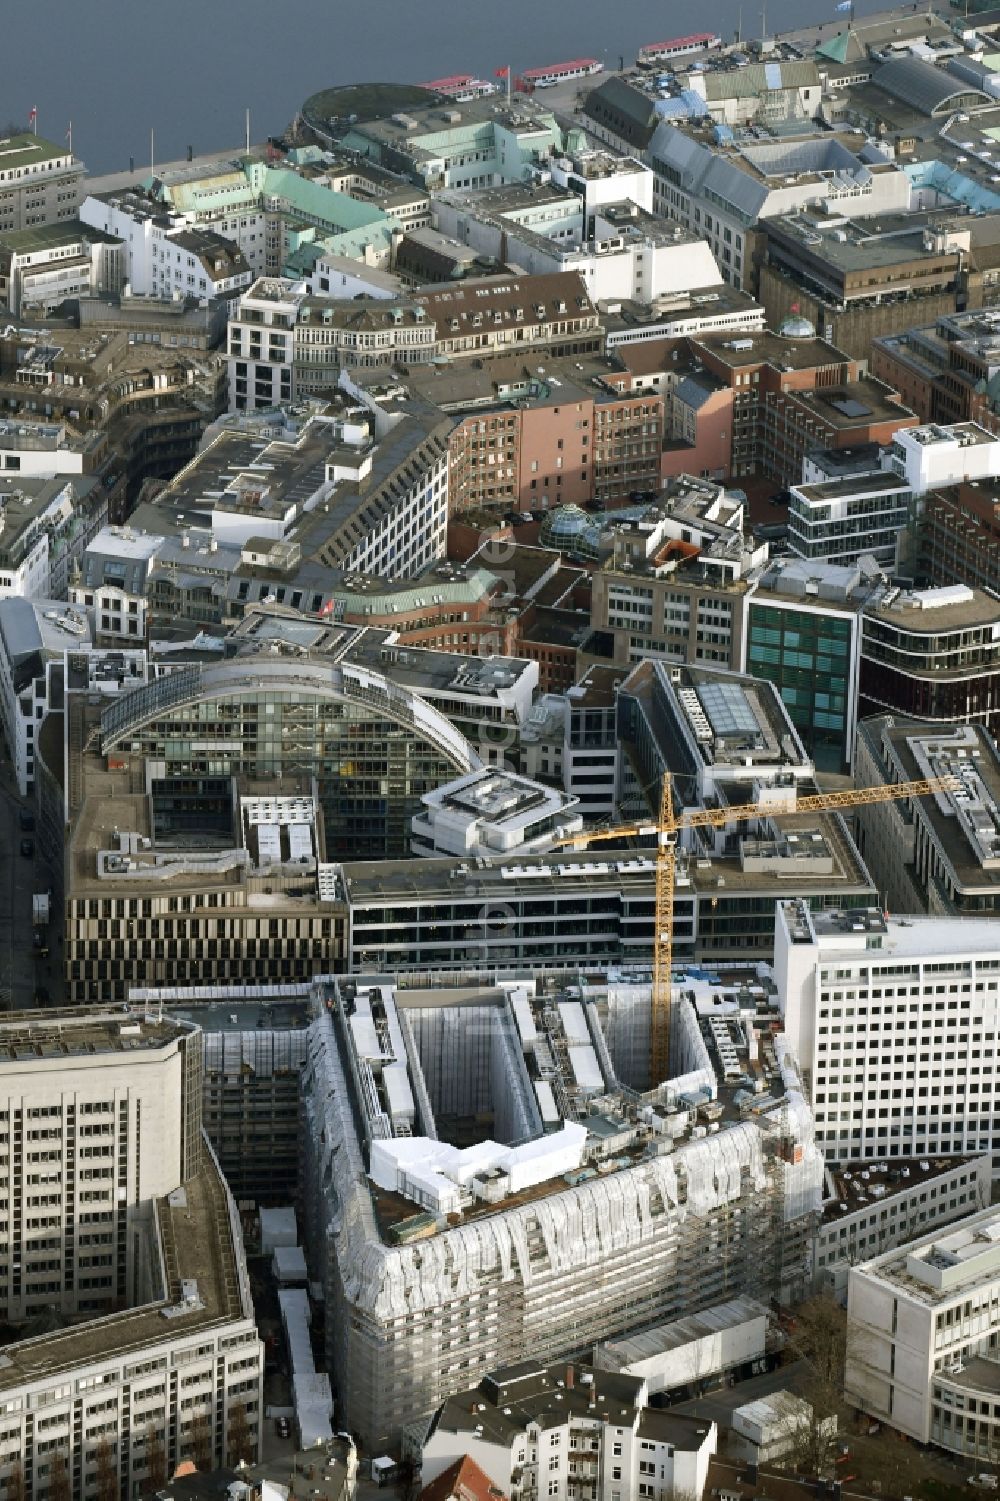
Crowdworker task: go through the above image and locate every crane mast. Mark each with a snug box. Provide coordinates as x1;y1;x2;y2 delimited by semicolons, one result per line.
555;773;959;1089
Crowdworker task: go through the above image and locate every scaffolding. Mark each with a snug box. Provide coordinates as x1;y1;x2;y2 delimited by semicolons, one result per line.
299;978;824;1451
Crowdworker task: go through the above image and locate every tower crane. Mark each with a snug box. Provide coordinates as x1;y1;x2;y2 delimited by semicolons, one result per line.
553;773;960;1086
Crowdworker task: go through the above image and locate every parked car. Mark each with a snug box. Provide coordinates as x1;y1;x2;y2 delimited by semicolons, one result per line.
19;838;34;859
18;809;34;831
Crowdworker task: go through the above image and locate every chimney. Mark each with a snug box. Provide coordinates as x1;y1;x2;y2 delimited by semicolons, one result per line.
566;1365;575;1389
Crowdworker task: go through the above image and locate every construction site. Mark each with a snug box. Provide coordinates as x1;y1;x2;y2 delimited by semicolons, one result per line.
297;966;826;1449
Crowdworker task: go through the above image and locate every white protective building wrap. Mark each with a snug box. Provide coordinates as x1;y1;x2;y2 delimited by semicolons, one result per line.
334;1113;768;1316
299;983;823;1448
774;1033;825;1222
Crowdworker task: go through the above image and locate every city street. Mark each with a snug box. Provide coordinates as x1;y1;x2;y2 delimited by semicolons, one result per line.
0;773;61;1012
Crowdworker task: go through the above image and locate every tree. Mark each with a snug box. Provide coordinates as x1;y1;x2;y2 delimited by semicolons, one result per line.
776;1293;849;1477
95;1436;118;1501
143;1425;167;1496
49;1452;70;1501
226;1403;254;1468
5;1460;25;1501
190;1411;213;1470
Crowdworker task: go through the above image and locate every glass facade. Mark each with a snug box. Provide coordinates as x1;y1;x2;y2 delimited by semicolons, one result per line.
105;672;472;859
747;603;854;772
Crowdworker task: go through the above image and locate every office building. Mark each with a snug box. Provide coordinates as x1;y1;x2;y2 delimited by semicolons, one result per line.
742;557;866;774
226;278;436;407
80;191;252;303
0;473;108;602
410;767;582;859
432;176;723;305
418;1359;717;1501
872;308;1000;435
813;1155;992;1299
226;270;601;410
787;470;912;568
0;1004;263;1496
0;598;94;794
776;900;1000;1168
915;479;1000;598
587;476;763;671
687;330;916;484
82;155;401;283
854;718;1000;918
126;401;452;606
617;659;816;811
846;1205;1000;1459
885;421;1000;495
0;327;224;517
137;991;315;1206
62;625;481;1000
0;1006;202;1323
0;219;124;316
859;583;1000;738
317;92;565;192
644;125;910;292
300;969;824;1445
0;132;85;236
397;354;666;513
760;216;976;361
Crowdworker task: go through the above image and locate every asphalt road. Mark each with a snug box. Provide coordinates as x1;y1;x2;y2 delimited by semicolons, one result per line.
0;767;62;1013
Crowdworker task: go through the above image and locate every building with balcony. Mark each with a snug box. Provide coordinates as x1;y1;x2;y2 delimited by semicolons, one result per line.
418;1359;717;1501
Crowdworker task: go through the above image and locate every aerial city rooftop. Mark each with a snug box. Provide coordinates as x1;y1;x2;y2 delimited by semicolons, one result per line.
6;5;1000;1498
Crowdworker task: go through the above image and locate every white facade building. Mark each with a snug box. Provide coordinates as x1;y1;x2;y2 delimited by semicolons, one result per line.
776;901;1000;1170
0;1006;263;1500
547;150;655;214
418;1359;718;1501
0;223;124;316
226;278;435;409
410;766;582;859
0;418;87;480
69;525;164;644
885;421;1000;495
80;193;251;301
846;1205;1000;1460
788;470;912;567
0;598;92;793
0;1007;199;1322
433;187;723;305
814;1155;993;1299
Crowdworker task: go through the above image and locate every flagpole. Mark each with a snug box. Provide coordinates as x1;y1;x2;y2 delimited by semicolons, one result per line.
67;122;72;155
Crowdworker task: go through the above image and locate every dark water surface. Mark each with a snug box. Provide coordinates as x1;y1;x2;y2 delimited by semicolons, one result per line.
3;0;882;173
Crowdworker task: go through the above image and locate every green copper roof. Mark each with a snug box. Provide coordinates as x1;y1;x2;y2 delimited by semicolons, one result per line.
817;30;851;64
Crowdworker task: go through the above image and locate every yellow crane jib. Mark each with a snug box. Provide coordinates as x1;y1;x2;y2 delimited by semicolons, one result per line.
551;773;959;1087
